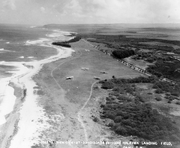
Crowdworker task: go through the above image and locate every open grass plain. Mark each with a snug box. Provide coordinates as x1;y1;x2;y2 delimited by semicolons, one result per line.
32;38;142;148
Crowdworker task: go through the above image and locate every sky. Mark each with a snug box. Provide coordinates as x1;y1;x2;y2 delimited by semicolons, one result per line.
0;0;180;25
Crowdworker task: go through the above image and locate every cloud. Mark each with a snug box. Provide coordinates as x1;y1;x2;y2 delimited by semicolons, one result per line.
77;0;104;14
40;7;46;13
2;0;16;10
0;0;180;25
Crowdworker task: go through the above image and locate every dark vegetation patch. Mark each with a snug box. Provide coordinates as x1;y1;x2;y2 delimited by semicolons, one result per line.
100;76;155;90
79;33;180;83
21;88;27;101
79;34;180;53
52;36;81;48
36;90;44;96
146;59;180;81
99;77;180;147
112;50;135;59
176;101;180;105
52;42;71;48
152;81;180;98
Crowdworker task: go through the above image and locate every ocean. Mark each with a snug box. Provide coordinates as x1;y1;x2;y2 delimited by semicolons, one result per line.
0;24;72;126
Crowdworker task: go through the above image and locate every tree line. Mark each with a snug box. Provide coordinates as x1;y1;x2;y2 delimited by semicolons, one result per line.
52;36;81;48
112;50;135;59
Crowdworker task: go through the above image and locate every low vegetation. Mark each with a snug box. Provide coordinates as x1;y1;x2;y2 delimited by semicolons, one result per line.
147;59;180;81
52;36;81;48
112;50;135;59
152;81;180;96
52;42;71;48
99;77;180;147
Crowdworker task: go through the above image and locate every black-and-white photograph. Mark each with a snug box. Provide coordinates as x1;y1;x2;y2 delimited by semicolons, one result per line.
0;0;180;148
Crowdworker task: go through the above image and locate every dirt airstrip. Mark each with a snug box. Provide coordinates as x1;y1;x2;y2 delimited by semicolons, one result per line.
32;39;142;148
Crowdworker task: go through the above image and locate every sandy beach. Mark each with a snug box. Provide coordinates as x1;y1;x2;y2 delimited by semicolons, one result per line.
0;32;74;148
9;47;73;148
0;31;143;148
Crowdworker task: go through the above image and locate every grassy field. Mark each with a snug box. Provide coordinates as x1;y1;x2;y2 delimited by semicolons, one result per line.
52;39;143;104
41;24;180;148
31;38;143;148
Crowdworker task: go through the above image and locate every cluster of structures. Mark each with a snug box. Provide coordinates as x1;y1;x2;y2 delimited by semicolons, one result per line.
119;60;151;76
92;40;177;85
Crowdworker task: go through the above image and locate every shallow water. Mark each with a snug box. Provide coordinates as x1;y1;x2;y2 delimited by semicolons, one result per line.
0;25;73;126
0;24;74;148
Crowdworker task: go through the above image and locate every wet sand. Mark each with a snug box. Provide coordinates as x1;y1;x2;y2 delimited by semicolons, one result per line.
0;35;142;148
0;38;74;148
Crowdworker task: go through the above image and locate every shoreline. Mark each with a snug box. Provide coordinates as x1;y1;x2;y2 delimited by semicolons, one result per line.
0;81;24;148
0;37;74;148
0;29;157;148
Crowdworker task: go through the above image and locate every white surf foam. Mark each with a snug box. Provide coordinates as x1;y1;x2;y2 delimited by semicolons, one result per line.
0;48;15;53
27;56;34;59
46;29;76;42
46;32;64;38
3;34;75;148
25;38;50;46
53;29;76;36
19;56;24;59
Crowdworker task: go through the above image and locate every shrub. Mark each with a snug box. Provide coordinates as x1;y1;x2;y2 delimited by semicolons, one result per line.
115;126;127;135
107;120;115;127
171;93;179;97
112;50;135;59
52;42;71;47
114;116;122;123
155;89;163;94
101;81;114;89
155;97;162;101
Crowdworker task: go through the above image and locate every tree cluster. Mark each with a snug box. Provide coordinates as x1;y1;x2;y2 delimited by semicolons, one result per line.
99;76;180;146
153;81;180;103
100;76;155;86
112;50;135;59
52;36;81;48
147;59;180;81
52;42;71;48
100;95;179;143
